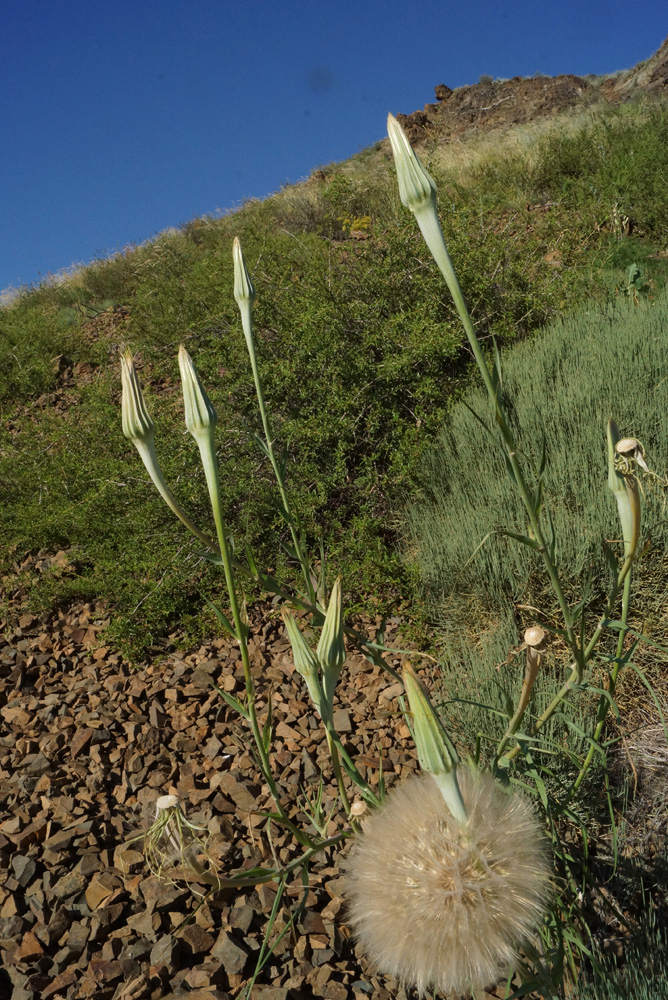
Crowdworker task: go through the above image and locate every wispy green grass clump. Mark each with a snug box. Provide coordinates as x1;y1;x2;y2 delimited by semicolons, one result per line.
576;912;668;999
407;288;668;744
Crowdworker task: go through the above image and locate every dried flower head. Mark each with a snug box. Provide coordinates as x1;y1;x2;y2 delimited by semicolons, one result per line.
343;770;551;996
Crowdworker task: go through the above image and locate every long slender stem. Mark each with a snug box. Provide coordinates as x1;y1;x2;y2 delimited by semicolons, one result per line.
322;715;382;808
238;298;316;607
414;207;579;661
197;447;312;846
179;831;348;890
325;731;352;817
567;572;632;797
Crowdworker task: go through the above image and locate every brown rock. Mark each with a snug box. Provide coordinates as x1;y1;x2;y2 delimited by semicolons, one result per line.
70;727;94;758
149;933;179;972
11;930;44;962
42;968;79;999
51;870;86;900
211;929;248;972
180;923;214;954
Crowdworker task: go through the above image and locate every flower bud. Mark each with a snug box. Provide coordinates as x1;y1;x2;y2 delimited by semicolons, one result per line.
316;578;345;671
121;350;154;444
386;113;437;214
402;663;468;825
120;351;219;553
282;610;323;716
317;579;346;714
178;346;218;442
233;236;255;306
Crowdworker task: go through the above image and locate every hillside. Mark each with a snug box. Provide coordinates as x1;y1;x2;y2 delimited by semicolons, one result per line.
396;34;668;142
2;36;668;659
3;33;668;1000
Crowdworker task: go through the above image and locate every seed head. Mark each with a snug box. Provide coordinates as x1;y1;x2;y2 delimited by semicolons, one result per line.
615;436;649;472
343;770;551;996
524;625;547;649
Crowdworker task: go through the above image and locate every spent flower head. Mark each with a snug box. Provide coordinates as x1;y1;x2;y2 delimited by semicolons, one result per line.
139;795;220;894
607;419;641;566
344;770;551;996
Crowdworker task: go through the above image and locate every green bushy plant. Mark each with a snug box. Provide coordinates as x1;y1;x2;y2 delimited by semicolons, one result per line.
4;98;668;666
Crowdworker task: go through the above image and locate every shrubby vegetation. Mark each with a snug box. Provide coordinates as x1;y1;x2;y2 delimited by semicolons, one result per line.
2;101;668;659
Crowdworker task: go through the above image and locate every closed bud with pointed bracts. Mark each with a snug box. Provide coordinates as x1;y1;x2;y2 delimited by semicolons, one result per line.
282;610;324;716
387;113;438;214
120;351;216;550
233;236;255;307
317;578;346;714
402;663;468;826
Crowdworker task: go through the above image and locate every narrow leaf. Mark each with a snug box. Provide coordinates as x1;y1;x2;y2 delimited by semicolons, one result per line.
205;599;238;640
498;528;542;550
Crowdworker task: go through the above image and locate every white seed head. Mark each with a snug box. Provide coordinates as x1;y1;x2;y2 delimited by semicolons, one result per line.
343;770;551;996
155;794;179;815
615;437;640;456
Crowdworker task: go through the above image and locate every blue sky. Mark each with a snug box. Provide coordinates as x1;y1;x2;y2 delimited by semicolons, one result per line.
2;0;666;294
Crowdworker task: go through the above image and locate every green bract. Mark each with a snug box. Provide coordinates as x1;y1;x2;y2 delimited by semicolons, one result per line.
282;610;324;716
402;663;468;826
386;113;437;214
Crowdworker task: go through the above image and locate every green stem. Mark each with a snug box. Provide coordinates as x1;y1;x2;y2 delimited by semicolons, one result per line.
322;715;381;808
414;206;579;661
187;831;348;889
567;571;632;798
325;729;352;817
502;554;634;764
196;442;311;845
239;299;316;607
134;440;220;553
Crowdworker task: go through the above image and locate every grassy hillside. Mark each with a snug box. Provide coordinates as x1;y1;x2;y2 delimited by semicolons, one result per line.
3;97;668;660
